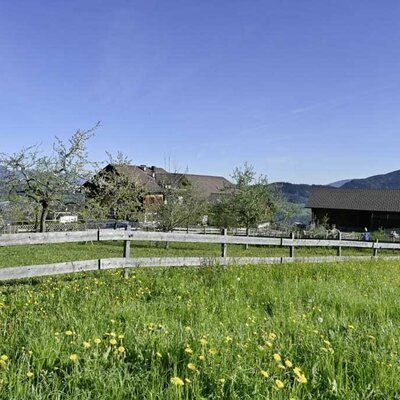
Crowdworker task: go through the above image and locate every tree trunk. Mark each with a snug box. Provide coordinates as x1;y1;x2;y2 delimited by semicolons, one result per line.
39;202;49;233
34;210;39;232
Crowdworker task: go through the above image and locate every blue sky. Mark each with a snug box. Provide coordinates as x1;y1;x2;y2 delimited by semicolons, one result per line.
1;1;399;184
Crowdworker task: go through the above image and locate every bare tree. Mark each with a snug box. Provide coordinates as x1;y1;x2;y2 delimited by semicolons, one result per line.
0;123;99;232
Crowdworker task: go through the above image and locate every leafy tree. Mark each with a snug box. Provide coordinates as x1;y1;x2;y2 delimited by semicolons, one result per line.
211;163;276;247
83;152;145;225
0;124;99;232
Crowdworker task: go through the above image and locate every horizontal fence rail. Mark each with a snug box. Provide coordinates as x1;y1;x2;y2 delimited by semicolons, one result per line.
0;229;400;281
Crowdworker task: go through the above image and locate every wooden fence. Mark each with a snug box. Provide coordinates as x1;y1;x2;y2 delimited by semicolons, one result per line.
1;229;400;282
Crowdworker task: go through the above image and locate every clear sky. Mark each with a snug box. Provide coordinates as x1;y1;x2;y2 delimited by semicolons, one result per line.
1;1;399;184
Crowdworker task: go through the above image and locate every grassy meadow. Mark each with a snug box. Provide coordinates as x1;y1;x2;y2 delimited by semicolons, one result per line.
0;259;400;398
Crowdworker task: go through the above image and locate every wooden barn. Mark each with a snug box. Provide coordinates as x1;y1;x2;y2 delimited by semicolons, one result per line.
306;187;400;230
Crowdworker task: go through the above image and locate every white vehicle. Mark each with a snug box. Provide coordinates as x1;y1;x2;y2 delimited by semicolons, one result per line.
59;215;78;224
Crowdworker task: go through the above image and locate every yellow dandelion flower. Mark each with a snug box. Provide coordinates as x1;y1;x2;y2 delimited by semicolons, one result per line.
170;376;184;386
185;347;193;354
277;364;286;370
200;338;208;346
296;374;308;384
199;355;205;361
94;338;101;344
118;334;124;339
260;370;269;378
117;346;125;353
268;332;277;341
0;355;8;362
187;363;199;373
265;340;273;348
275;379;284;389
110;338;117;345
83;341;91;349
225;336;233;343
218;378;225;384
285;359;293;368
109;332;116;337
273;353;282;362
65;330;73;336
185;326;192;332
69;354;79;362
26;371;34;378
293;367;302;376
209;348;218;355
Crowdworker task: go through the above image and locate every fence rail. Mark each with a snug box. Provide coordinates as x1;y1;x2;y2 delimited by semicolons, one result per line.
0;229;399;282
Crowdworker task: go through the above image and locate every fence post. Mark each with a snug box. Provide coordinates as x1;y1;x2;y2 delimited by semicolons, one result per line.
337;231;342;257
221;228;227;257
123;225;131;257
373;238;378;257
123;226;131;278
290;232;295;258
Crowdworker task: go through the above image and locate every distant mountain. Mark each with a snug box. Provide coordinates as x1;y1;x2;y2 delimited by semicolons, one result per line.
270;182;324;204
328;179;352;188
342;169;400;189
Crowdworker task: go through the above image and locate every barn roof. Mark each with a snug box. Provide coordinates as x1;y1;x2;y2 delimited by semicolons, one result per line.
306;187;400;212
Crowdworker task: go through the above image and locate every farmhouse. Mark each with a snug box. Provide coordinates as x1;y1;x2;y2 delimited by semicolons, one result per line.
89;164;233;209
306;187;400;230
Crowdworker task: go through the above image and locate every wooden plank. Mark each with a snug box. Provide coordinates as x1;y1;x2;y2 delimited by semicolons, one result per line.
2;254;400;282
283;238;375;248
0;230;98;246
372;241;400;250
0;260;99;280
100;230;282;246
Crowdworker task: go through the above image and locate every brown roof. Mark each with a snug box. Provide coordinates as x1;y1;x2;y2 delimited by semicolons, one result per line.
306;187;400;212
112;164;164;193
155;172;233;199
105;164;233;199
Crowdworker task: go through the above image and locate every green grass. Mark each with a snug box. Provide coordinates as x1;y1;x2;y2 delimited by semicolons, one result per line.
0;260;400;398
0;240;399;268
